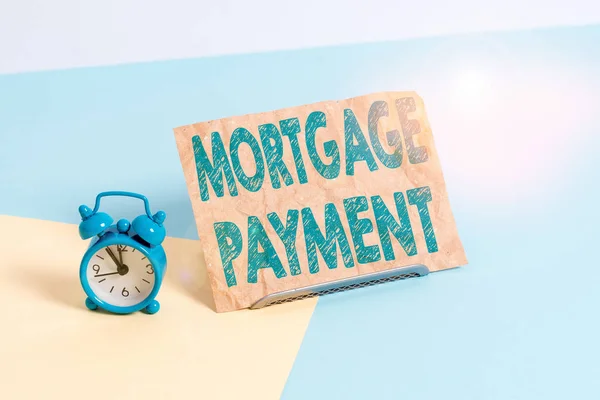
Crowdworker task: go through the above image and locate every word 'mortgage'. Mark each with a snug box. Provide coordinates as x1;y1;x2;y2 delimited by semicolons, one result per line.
192;97;428;201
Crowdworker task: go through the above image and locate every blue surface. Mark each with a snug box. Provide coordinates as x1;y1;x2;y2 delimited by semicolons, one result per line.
2;24;600;399
284;27;600;399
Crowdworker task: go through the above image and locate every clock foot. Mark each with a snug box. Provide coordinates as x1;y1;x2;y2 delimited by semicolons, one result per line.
85;297;98;311
144;300;160;315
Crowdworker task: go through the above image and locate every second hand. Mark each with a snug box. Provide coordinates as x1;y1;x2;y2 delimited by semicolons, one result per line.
106;246;122;269
117;245;124;266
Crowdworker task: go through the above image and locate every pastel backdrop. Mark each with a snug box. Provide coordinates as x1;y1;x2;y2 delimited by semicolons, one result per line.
2;2;600;399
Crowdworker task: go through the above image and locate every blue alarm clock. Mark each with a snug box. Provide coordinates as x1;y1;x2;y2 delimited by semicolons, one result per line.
78;191;167;315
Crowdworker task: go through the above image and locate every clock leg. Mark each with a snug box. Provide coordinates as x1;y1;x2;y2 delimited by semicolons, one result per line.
85;297;98;311
144;300;160;315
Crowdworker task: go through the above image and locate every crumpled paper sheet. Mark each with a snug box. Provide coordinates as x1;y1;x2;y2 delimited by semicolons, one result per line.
174;91;467;312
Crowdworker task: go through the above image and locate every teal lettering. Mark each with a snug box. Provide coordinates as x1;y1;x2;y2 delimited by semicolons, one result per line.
372;194;417;261
268;210;301;276
302;204;354;273
344;109;379;176
306;111;340;179
258;123;294;189
280;118;308;184
230;127;265;192
247;216;287;283
407;186;438;253
213;222;242;287
343;196;381;264
368;101;402;168
192;133;238;201
395;97;429;164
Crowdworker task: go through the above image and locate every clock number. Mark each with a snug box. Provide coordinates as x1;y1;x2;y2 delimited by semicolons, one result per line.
146;264;154;275
122;288;129;297
117;244;128;252
92;264;100;274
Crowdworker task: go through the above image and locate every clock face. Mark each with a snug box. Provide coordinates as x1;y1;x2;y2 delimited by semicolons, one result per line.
86;244;156;308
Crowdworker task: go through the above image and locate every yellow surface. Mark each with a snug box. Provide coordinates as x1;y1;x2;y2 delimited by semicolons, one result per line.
0;215;318;400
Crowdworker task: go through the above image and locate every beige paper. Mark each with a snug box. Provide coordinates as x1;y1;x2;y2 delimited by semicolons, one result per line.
174;91;467;312
0;215;317;400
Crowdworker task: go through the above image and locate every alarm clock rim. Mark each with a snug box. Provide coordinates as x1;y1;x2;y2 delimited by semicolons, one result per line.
80;236;164;314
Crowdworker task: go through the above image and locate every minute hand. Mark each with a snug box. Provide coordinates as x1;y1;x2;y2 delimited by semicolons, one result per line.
94;271;120;277
105;247;122;268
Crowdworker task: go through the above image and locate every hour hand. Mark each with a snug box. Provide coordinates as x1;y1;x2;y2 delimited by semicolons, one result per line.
105;247;122;269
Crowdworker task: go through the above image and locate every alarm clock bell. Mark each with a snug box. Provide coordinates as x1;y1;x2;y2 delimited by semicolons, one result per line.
132;211;166;246
78;205;113;240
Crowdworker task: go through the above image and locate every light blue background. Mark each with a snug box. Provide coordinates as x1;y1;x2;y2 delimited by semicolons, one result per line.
2;24;599;399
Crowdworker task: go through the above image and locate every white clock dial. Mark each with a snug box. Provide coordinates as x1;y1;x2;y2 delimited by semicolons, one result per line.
86;244;156;307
